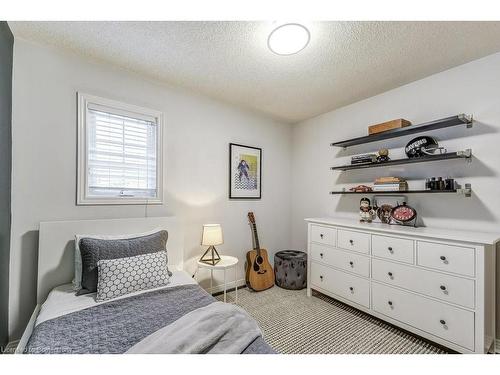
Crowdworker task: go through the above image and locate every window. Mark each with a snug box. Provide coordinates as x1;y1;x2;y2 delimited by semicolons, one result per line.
77;93;163;205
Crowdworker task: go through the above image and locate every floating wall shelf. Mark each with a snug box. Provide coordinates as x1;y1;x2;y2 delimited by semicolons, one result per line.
330;114;473;148
331;149;472;171
330;184;472;198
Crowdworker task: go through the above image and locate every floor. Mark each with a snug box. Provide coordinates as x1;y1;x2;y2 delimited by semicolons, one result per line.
217;286;450;354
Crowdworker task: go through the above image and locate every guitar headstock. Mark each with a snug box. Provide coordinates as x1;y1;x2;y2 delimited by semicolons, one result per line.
247;212;255;224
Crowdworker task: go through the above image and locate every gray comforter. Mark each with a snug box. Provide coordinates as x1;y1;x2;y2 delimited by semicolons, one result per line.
25;284;275;354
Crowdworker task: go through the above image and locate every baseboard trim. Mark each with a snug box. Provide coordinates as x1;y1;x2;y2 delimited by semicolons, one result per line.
207;278;247;295
212;284;247;297
3;340;19;354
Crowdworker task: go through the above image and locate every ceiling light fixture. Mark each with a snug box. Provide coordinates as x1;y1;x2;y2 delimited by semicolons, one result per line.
268;23;310;56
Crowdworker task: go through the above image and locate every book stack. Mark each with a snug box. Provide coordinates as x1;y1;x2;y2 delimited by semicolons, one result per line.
373;177;408;192
351;154;377;165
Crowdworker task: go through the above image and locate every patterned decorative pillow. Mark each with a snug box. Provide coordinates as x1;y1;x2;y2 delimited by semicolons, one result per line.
96;251;170;302
73;228;165;291
78;230;169;295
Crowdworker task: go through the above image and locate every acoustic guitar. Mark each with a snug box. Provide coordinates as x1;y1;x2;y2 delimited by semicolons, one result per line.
245;212;274;291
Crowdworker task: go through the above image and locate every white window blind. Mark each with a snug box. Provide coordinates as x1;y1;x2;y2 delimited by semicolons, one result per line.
86;107;158;199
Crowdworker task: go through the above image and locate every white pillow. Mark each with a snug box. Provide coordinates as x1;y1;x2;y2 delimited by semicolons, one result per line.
73;228;163;291
96;251;170;302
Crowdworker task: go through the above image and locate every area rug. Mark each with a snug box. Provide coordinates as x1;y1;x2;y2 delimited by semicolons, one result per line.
217;286;449;354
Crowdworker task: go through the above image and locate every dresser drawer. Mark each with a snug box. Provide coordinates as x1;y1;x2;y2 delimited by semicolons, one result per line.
310;225;336;246
311;262;370;308
372;235;414;264
310;243;370;277
372;283;475;350
417;241;475;277
372;259;475;308
337;229;370;254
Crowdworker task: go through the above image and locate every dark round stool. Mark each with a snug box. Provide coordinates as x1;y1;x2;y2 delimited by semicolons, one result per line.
274;250;307;290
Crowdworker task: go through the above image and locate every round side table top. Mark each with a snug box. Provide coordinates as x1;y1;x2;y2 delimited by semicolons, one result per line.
197;255;239;270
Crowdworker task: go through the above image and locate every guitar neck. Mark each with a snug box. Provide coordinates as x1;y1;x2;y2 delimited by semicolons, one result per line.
251;223;261;254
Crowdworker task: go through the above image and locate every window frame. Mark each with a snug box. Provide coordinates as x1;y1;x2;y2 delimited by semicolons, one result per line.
77;92;164;205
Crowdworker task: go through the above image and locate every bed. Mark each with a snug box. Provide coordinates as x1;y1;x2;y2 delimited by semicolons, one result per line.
16;217;274;354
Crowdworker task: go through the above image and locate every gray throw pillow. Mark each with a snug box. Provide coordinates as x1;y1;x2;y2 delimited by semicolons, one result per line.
78;230;168;295
96;251;170;302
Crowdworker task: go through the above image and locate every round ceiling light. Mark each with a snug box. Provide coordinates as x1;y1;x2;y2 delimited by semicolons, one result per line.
267;23;310;56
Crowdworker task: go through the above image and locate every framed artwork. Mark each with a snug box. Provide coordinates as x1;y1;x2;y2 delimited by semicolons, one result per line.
229;143;262;199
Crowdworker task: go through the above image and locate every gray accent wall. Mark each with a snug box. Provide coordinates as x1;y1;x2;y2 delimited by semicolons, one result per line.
0;21;13;351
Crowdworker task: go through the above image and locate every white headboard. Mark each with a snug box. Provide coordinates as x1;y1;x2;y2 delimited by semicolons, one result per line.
37;216;183;303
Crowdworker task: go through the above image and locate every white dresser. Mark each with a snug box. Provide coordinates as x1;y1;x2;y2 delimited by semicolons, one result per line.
306;218;498;353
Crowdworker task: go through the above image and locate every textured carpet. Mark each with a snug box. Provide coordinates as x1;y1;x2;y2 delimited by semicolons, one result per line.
217;286;449;354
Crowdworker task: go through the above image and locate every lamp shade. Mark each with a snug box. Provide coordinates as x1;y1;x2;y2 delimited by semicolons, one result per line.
201;224;223;246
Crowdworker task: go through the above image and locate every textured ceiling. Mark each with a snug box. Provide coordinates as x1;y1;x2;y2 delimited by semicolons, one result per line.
9;21;500;123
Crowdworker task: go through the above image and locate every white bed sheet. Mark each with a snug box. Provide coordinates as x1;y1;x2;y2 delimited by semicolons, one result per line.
35;270;197;326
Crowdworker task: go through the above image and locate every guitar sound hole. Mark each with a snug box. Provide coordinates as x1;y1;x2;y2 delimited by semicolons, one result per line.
253;255;264;272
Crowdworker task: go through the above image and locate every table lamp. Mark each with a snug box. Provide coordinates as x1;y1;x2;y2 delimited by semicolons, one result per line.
200;224;223;265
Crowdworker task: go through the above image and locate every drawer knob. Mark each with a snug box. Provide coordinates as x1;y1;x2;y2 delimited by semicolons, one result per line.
349;239;354;245
349;286;354;292
387;272;393;279
387;301;393;306
440;255;447;261
440;285;447;291
440;319;446;325
320;253;324;258
349;261;354;267
320;234;324;239
320;275;323;281
388;246;393;253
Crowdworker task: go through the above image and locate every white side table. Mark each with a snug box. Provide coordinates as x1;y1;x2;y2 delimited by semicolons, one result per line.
197;255;239;303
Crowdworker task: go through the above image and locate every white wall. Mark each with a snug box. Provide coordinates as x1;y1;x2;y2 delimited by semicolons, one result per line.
10;37;500;343
291;52;500;336
9;38;292;340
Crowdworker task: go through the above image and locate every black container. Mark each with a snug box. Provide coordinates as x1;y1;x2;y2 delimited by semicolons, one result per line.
429;177;437;190
437;177;445;190
425;178;431;190
445;178;455;191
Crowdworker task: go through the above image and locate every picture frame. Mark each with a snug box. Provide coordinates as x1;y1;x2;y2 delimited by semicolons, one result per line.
229;143;262;199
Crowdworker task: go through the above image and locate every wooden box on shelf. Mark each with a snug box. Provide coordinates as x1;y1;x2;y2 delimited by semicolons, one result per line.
368;118;411;135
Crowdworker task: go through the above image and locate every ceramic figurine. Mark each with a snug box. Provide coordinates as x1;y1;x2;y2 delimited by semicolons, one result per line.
359;197;376;223
377;148;390;162
377;204;393;224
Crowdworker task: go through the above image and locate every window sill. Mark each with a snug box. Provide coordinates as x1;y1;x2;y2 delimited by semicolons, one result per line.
76;197;163;206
